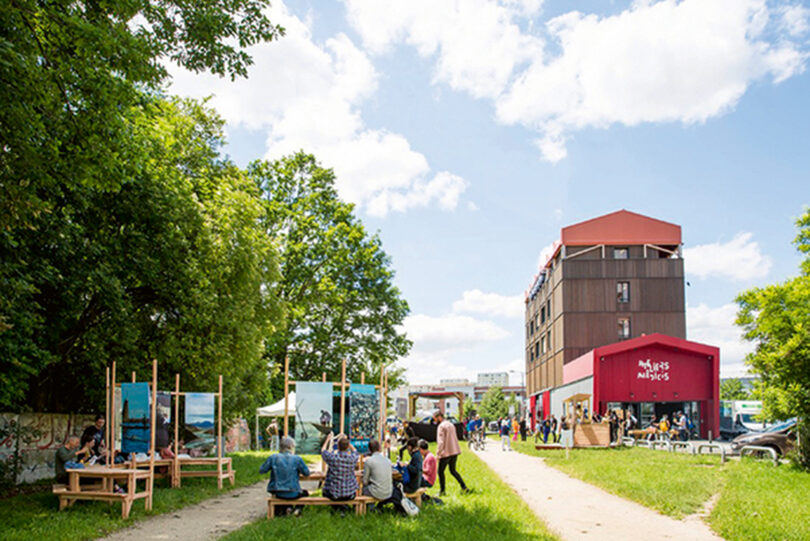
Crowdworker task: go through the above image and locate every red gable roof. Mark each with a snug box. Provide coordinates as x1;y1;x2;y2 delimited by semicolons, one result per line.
594;333;718;359
561;210;681;246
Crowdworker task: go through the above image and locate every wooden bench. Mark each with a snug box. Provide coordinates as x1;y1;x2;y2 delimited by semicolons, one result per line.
174;457;235;489
357;487;428;511
266;495;365;518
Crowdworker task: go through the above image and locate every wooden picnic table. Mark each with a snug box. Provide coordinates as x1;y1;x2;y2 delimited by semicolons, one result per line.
57;466;153;519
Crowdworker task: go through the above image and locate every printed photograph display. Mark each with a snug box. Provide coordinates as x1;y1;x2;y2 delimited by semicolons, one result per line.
349;384;378;454
121;382;150;454
294;382;333;454
156;391;172;450
184;393;216;456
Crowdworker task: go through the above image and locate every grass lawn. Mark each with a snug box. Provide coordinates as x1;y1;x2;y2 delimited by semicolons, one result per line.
0;452;313;541
222;447;557;541
710;459;810;541
502;436;810;540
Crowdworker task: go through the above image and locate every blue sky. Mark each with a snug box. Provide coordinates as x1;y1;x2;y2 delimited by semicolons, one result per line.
169;0;810;386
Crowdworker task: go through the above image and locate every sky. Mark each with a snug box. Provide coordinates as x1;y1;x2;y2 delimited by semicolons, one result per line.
169;0;810;387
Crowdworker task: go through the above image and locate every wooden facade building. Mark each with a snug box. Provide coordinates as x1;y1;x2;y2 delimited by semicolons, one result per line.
524;210;686;398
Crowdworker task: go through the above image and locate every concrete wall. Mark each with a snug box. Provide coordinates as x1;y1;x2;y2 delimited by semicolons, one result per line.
1;412;252;484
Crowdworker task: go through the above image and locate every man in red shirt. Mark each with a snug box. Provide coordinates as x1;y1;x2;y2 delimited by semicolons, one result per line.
418;439;436;487
433;411;472;496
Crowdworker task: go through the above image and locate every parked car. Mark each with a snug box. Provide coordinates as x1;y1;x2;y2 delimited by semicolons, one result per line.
730;418;797;456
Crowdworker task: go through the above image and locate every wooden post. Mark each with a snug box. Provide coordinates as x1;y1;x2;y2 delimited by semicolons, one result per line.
105;366;110;463
111;361;117;456
147;359;157;511
379;366;385;442
340;359;347;435
217;374;223;490
322;372;326;382
283;355;290;437
132;371;136;383
361;372;365;385
173;373;180;487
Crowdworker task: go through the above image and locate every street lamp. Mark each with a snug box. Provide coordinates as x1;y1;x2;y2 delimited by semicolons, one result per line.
509;370;526;418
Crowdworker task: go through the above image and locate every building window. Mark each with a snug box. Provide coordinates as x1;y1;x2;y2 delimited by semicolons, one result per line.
535;341;540;358
530;320;535;335
617;281;630;303
547;331;551;353
614;247;629;259
541;335;547;354
547;299;551;320
618;318;631;340
540;306;546;324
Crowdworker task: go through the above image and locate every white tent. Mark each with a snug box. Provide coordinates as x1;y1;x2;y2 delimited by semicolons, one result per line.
255;392;295;449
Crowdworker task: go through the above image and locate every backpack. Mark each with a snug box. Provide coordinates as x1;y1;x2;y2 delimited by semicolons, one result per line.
400;494;420;516
394;463;410;486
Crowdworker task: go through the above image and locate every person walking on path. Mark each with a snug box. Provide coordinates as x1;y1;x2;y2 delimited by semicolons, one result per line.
434;410;471;496
500;418;512;451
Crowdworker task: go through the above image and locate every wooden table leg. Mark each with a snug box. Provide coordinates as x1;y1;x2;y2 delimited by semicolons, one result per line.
69;471;79;493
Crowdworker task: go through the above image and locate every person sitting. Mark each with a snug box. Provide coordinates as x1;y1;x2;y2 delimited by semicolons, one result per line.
321;433;359;509
419;439;437;488
658;415;671;439
80;415;105;459
259;436;310;516
55;435;93;484
398;437;422;494
362;439;400;509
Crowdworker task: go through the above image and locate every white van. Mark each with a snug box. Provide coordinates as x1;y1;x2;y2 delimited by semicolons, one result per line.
719;400;770;439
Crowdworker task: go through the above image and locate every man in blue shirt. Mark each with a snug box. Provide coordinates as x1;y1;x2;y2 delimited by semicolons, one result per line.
259;436;310;516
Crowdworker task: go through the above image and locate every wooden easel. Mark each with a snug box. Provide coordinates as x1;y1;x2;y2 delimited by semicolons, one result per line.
171;374;233;489
282;358;386;446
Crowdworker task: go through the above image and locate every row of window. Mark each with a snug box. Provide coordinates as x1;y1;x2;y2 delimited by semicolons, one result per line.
528;298;552;338
528;330;552;363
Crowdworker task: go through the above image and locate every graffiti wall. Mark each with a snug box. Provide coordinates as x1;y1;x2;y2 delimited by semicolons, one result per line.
1;412;255;484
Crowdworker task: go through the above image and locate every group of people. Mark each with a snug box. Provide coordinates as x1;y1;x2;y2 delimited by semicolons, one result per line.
643;411;693;441
260;410;472;517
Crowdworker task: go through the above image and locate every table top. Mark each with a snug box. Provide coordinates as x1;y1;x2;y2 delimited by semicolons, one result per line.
66;466;152;478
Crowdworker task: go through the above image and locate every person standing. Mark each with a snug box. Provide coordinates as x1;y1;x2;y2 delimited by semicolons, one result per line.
542;417;551;443
550;415;559;443
519;418;527;441
433;411;471;496
266;419;280;452
500;417;511;451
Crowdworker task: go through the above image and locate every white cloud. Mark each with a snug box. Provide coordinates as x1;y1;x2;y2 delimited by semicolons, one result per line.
168;2;467;217
687;303;754;377
399;313;511;384
344;0;544;99
452;289;524;318
536;241;557;269
779;4;810;36
345;0;808;163
403;313;510;348
684;232;772;281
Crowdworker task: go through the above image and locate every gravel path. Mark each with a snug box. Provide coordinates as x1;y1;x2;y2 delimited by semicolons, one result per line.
473;444;723;541
99;481;269;541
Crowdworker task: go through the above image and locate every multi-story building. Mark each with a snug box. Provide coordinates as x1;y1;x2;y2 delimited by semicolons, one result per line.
525;210;686;397
476;372;509;387
524;210;720;438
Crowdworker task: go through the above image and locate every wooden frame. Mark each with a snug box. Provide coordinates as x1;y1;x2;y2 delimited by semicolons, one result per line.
171;374;235;489
59;360;158;519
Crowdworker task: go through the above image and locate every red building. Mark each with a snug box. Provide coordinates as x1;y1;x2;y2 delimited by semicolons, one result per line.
530;333;720;439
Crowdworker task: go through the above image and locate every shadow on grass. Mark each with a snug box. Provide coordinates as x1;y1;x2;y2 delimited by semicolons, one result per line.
0;452;269;541
223;499;552;541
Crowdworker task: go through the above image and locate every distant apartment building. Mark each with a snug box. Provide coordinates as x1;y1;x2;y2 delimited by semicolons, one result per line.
525;210;687;396
476;372;509;387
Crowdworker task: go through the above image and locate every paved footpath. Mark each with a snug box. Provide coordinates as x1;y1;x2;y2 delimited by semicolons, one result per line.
100;481;269;541
473;444;723;541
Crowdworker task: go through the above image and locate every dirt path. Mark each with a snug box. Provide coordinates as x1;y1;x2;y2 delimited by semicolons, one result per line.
473;444;723;541
99;481;270;541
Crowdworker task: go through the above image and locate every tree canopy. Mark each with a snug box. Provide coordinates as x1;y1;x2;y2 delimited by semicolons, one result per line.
720;378;750;401
249;153;411;394
479;386;508;421
736;208;810;466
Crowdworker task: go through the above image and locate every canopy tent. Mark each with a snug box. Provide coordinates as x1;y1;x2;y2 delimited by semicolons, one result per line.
255;392;296;449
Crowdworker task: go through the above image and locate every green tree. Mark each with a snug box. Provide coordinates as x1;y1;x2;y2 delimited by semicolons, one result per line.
248;153;412;394
480;386;508;421
1;0;284;231
463;396;475;418
0;99;281;417
736;208;810;466
720;378;750;401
